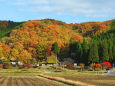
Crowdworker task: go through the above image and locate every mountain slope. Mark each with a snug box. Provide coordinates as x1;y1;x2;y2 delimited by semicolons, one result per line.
0;19;114;63
0;21;23;40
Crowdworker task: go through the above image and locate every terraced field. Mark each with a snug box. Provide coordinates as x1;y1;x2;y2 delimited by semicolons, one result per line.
0;76;67;86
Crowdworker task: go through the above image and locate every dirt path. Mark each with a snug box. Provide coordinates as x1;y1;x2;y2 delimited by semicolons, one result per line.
36;76;68;86
0;76;68;86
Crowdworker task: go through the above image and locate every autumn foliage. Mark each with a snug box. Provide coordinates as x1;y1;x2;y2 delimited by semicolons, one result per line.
95;64;102;68
102;62;111;69
0;19;114;64
66;63;74;69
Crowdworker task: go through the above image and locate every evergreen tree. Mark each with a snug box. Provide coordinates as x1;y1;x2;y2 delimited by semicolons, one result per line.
69;39;76;53
108;39;113;61
52;42;59;55
82;39;89;64
88;40;99;63
69;40;77;60
98;39;103;61
113;41;115;61
76;40;83;63
101;40;109;62
51;42;59;65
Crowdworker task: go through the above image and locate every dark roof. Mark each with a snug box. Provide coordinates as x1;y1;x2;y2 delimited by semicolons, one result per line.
0;60;4;64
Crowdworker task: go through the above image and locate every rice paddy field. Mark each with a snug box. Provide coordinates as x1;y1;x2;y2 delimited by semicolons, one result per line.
44;70;115;86
0;76;67;86
0;67;115;86
0;68;68;86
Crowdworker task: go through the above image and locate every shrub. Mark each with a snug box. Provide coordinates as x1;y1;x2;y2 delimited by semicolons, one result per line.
66;63;74;69
24;64;29;68
90;63;95;68
101;62;111;70
80;63;85;68
79;63;85;71
33;54;37;58
28;65;33;69
3;64;9;69
94;64;102;71
95;64;102;68
38;66;42;69
24;64;33;69
0;64;3;68
95;67;101;71
18;65;24;69
89;63;95;70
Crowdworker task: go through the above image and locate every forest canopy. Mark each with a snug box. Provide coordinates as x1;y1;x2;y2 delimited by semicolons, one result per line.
0;19;114;65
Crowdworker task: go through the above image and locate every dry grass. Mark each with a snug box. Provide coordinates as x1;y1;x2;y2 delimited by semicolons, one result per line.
39;74;95;86
43;70;115;86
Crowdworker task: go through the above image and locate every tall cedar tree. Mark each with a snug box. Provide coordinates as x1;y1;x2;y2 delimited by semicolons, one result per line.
52;42;59;55
82;39;89;65
69;39;77;60
51;42;59;64
108;39;113;62
113;41;115;61
88;40;99;63
75;40;83;63
98;40;103;62
101;40;109;62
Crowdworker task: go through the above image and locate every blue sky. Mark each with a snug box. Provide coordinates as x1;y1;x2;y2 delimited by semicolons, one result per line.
0;0;115;23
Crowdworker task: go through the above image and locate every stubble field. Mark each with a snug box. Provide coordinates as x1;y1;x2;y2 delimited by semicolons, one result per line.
0;75;67;86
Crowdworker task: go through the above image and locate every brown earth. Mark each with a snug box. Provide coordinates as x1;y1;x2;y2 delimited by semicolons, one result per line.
0;76;68;86
57;74;115;86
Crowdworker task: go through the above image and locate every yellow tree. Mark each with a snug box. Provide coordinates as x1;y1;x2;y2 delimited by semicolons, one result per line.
13;42;24;53
37;42;48;60
0;47;3;59
2;44;10;60
9;48;19;61
19;50;32;63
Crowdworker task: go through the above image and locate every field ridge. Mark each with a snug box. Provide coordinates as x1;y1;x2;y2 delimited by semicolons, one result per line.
39;74;95;86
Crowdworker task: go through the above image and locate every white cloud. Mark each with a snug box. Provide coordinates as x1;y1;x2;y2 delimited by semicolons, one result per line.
14;0;115;18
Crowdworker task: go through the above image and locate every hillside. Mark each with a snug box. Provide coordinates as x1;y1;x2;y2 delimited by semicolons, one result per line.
0;19;114;64
0;21;23;40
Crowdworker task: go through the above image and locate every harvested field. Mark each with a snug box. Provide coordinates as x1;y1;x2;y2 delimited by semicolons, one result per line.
62;74;115;86
45;71;115;86
0;76;68;86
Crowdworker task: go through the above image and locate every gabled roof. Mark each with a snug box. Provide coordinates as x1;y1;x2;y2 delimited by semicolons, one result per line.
47;56;56;64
